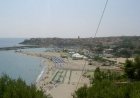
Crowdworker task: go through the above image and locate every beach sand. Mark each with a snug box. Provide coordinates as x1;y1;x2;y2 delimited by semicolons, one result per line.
17;51;117;98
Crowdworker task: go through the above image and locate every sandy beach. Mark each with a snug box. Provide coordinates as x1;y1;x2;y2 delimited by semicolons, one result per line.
17;51;117;98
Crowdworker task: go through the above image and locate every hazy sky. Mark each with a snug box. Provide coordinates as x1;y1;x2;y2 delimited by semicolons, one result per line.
0;0;140;38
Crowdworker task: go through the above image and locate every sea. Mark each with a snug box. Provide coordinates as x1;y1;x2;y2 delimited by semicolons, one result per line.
0;38;46;84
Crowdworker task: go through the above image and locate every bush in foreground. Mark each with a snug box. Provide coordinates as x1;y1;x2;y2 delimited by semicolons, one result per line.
124;56;140;80
0;75;47;98
75;56;140;98
75;80;140;98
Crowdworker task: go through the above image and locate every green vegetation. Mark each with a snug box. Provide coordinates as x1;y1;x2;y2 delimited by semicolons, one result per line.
75;80;140;98
93;67;124;82
93;56;106;62
75;56;140;98
115;49;132;58
0;75;47;98
124;56;140;80
21;36;140;49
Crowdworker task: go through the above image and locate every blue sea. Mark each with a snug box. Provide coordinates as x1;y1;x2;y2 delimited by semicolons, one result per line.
0;38;45;84
0;38;25;48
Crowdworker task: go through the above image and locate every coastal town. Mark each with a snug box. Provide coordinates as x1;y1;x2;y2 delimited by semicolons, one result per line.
0;36;139;97
0;0;140;97
14;36;140;98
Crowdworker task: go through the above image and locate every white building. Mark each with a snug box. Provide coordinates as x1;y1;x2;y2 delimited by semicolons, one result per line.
72;53;87;60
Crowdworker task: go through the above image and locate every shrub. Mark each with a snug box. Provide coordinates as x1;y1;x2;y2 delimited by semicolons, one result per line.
0;75;47;98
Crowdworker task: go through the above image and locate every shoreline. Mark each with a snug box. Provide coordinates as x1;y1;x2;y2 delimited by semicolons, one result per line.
17;51;92;98
14;51;47;85
0;45;40;51
36;65;46;83
17;50;120;98
14;50;50;87
0;50;46;85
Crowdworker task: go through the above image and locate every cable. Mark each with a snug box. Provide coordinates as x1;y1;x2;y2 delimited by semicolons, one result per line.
94;0;109;38
75;59;87;90
75;0;109;91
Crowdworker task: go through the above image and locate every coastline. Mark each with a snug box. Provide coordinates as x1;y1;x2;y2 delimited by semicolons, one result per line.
0;50;44;85
36;65;46;83
17;50;119;98
0;45;39;51
17;51;91;98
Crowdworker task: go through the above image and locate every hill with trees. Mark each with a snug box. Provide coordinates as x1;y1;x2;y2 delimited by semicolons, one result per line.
21;36;140;49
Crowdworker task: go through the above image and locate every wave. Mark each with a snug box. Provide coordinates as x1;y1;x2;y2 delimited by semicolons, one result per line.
36;60;47;83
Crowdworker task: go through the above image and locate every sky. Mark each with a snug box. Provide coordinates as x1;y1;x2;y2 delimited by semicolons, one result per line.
0;0;140;38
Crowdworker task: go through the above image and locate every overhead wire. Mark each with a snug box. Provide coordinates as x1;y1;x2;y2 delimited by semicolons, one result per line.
75;0;109;90
94;0;109;38
75;59;87;90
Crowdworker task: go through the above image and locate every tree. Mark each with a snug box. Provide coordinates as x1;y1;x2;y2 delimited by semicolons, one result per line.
75;57;140;98
124;59;135;80
134;56;140;80
0;75;48;98
115;49;131;58
94;67;102;81
75;85;87;98
124;56;140;80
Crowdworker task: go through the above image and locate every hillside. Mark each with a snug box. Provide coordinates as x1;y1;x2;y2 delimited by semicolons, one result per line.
20;36;140;49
